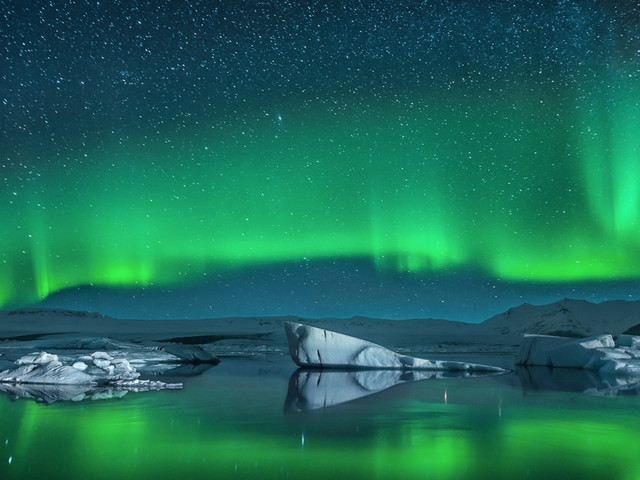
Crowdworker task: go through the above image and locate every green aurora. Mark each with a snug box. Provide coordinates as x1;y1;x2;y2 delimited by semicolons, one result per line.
2;1;640;315
2;72;640;310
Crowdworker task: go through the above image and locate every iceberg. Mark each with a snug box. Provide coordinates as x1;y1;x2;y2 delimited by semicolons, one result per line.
516;334;640;376
284;322;505;372
0;351;182;403
159;344;220;364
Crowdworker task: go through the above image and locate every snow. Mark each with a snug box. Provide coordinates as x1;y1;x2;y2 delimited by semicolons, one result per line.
482;298;640;337
285;321;506;372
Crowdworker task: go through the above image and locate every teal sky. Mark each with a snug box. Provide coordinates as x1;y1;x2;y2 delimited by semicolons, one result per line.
1;1;639;321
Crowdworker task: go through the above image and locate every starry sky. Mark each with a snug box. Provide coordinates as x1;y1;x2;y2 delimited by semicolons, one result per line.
1;0;639;322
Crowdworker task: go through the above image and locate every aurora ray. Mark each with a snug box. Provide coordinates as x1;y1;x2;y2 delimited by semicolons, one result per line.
1;1;639;318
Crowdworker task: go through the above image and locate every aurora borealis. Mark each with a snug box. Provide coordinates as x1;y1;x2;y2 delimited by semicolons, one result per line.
1;1;640;320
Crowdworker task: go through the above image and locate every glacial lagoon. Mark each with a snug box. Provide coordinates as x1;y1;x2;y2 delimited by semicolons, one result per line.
1;355;639;480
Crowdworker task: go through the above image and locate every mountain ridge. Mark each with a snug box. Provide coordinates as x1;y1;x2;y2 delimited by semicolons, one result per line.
2;298;639;340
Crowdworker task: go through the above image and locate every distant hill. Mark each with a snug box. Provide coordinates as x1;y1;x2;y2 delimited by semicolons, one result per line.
479;298;640;337
6;308;107;319
2;299;640;346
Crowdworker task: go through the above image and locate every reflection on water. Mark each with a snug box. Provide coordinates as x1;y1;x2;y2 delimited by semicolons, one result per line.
285;368;505;412
1;356;640;480
516;365;640;396
0;382;132;404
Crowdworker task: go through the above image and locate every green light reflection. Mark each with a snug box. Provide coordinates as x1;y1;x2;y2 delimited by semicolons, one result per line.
1;379;640;480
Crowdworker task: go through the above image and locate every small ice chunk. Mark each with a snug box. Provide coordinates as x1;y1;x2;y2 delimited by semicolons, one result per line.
16;354;39;366
160;344;220;364
72;362;88;371
16;352;60;366
34;352;59;365
92;352;114;361
112;358;134;375
92;358;111;369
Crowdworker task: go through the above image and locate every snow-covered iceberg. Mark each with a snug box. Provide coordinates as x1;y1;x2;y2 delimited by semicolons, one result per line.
284;322;506;372
516;334;640;375
0;351;181;403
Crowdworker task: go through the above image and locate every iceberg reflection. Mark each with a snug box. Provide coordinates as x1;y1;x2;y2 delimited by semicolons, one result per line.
516;365;640;396
285;368;500;412
0;382;177;404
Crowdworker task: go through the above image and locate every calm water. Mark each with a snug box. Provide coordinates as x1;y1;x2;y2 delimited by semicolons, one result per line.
1;354;639;480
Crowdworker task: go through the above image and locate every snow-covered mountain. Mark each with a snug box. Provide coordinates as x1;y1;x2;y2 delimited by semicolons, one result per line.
2;298;640;346
479;298;640;337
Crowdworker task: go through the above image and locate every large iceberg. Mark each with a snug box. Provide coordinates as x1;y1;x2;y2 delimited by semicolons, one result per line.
516;334;640;376
284;322;505;372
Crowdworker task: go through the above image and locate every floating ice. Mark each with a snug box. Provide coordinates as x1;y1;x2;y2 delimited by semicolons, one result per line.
284;322;505;372
0;351;181;403
516;334;640;375
159;344;220;364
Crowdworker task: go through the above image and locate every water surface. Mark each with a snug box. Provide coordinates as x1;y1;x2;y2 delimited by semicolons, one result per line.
1;355;639;480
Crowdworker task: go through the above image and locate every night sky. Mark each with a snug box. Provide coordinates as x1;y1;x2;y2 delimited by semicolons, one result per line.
1;1;639;322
